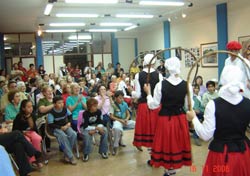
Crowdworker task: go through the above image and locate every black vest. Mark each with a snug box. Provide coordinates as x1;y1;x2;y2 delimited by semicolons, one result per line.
50;108;68;127
209;97;250;153
159;80;187;116
138;71;160;103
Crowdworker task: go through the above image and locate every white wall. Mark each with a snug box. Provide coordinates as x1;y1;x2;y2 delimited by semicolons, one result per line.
170;6;218;83
118;38;135;73
228;0;250;40
43;55;54;75
137;23;164;52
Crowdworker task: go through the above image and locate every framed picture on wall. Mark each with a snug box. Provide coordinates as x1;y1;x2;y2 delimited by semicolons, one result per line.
200;42;218;67
238;35;250;59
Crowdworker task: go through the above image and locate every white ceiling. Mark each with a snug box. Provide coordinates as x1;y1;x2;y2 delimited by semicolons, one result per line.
0;0;228;33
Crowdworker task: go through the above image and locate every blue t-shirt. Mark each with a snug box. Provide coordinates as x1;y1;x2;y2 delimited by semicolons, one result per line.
66;95;86;120
112;101;129;119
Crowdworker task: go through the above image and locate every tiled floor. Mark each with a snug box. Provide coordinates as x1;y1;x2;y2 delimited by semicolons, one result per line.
30;130;209;176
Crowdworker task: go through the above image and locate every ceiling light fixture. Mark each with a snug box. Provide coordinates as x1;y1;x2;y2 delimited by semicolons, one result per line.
65;0;118;4
68;35;92;40
139;1;185;6
37;24;44;36
168;17;171;22
3;37;7;41
88;29;118;32
49;23;86;26
45;29;77;33
4;46;11;50
44;3;53;15
182;13;187;18
56;13;99;18
116;14;154;18
124;25;138;31
100;23;133;26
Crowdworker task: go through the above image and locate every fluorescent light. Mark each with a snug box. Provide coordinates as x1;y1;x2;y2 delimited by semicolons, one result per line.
45;29;77;33
88;29;118;32
124;25;138;31
49;23;86;27
56;13;99;18
4;46;11;50
3;37;7;41
44;3;53;15
42;41;60;44
69;40;90;43
65;0;118;4
100;22;133;26
68;35;92;40
116;14;154;18
139;1;185;6
168;17;171;22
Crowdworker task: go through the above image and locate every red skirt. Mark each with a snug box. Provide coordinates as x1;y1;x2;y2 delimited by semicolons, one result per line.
150;113;192;169
203;144;250;176
133;103;160;148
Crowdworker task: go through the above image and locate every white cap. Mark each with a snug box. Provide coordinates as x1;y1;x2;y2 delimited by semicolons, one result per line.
219;65;244;95
143;54;156;67
165;57;181;75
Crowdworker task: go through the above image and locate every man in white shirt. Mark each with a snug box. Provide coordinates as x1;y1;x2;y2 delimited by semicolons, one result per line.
225;41;250;98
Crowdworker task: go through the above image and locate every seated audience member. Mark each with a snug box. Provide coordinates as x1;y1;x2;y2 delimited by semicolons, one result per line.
66;83;87;131
37;85;54;151
110;91;135;155
109;75;118;95
38;65;46;79
192;84;205;146
80;98;108;162
202;80;219;108
17;81;28;101
194;75;207;96
27;64;37;79
12;100;43;168
95;85;112;126
48;96;77;165
5;90;21;123
0;130;43;176
0;80;17;113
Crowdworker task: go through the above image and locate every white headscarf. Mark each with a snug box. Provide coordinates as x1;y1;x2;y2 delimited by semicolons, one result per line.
165;57;181;75
219;65;244;97
143;54;156;67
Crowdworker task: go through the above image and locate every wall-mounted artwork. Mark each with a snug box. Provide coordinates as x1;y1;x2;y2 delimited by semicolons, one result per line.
200;42;218;67
238;35;250;60
184;47;200;68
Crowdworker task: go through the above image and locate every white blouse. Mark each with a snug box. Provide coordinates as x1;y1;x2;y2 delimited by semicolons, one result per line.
146;75;193;110
192;89;243;141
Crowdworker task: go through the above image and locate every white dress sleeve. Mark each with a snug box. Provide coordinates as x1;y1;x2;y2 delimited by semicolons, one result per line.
146;82;162;109
192;100;216;141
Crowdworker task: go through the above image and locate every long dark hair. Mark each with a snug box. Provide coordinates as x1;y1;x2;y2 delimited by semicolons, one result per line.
19;99;32;115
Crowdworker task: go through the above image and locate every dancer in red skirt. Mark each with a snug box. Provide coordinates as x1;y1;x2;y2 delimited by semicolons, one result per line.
187;65;250;176
144;57;192;176
132;54;163;151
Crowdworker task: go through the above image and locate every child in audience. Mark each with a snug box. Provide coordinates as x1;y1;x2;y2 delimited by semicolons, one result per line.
202;81;219;108
48;96;77;165
12;99;43;168
110;91;135;155
80;98;108;162
192;84;205;146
